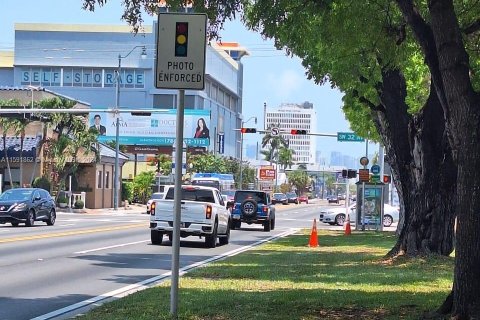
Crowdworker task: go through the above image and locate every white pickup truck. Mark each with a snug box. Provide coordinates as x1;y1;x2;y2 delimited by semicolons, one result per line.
149;185;231;248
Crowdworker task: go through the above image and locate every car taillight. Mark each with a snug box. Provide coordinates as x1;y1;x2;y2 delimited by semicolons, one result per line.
150;202;156;215
263;206;269;214
205;205;212;219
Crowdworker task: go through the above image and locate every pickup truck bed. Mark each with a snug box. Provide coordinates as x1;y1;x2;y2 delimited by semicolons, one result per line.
149;185;231;248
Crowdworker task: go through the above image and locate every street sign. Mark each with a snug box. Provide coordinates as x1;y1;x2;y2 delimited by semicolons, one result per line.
271;127;279;136
337;132;365;142
218;133;225;154
155;13;207;90
371;174;381;183
358;169;370;182
371;164;380;174
360;156;369;166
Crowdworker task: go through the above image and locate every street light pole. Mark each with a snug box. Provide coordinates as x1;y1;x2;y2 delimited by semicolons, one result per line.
239;116;257;189
114;45;146;210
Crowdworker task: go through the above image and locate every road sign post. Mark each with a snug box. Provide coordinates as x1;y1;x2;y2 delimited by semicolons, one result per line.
156;12;207;318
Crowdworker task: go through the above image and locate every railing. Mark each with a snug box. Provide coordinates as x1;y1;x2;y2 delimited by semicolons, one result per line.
68;192;86;209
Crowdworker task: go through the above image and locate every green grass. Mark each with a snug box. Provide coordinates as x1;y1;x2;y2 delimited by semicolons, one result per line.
75;231;453;320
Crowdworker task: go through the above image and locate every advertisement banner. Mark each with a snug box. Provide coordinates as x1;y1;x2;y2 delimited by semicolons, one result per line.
259;168;276;180
89;109;211;146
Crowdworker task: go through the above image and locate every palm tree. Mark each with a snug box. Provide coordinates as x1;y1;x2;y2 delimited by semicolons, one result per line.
11;118;28;187
261;123;287;164
278;147;294;170
0;117;14;187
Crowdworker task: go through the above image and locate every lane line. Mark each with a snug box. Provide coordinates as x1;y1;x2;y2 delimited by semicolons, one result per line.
74;240;150;254
31;228;299;320
0;223;146;244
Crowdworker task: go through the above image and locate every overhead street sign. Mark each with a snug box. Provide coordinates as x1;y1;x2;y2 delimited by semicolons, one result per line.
155;13;207;90
271;127;279;136
371;164;380;174
337;132;365;142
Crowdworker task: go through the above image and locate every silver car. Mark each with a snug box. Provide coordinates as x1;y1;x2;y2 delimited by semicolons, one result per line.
146;192;164;214
319;203;399;227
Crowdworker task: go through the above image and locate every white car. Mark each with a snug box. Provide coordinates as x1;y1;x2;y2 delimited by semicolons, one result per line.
319;203;399;227
146;192;164;214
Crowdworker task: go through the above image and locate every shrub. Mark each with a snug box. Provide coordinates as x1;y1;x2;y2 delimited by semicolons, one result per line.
122;181;134;202
57;195;68;204
74;199;84;209
32;176;51;192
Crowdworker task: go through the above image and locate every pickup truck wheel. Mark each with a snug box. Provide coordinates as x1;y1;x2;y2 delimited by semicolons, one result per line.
205;222;218;248
264;219;272;232
151;230;163;245
232;220;241;229
219;222;230;246
168;233;173;242
271;218;275;230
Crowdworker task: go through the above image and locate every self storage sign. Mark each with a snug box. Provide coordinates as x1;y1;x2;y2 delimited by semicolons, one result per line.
156;13;207;90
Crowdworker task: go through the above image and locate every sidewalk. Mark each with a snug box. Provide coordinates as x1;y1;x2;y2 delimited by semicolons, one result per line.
56;203;147;215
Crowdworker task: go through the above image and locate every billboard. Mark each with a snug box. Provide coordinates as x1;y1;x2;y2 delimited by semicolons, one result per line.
259;167;276;180
89;109;210;146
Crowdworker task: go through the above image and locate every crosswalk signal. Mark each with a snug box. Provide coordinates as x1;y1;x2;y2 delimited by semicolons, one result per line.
291;129;307;134
383;175;391;183
175;22;188;57
240;128;256;133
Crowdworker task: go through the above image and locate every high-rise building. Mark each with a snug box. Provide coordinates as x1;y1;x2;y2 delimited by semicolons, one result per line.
264;102;317;164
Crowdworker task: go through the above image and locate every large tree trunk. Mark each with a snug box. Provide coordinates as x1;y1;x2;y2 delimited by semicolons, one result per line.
428;1;480;318
373;69;456;257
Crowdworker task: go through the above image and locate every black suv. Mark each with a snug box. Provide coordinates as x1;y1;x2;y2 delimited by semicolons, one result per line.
230;190;276;231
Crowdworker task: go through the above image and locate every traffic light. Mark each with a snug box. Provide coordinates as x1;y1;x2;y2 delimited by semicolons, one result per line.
348;169;357;178
291;129;307;134
383;175;391;183
342;169;348;178
175;22;189;57
240;128;256;133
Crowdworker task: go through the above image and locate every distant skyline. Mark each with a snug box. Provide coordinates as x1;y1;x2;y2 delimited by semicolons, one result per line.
0;0;377;161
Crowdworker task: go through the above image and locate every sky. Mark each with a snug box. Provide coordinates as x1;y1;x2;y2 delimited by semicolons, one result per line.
0;0;373;164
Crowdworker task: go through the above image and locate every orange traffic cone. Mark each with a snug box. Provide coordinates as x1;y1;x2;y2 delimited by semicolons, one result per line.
344;214;352;236
308;219;319;247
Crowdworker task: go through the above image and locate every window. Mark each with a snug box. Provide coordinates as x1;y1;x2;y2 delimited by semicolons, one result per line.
105;171;110;189
97;170;103;189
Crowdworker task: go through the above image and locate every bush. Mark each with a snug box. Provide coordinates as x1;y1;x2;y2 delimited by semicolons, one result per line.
74;199;84;209
32;176;51;192
57;195;68;204
122;181;134;202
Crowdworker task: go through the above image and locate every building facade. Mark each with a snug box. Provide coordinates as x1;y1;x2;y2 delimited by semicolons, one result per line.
264;102;317;164
0;22;247;171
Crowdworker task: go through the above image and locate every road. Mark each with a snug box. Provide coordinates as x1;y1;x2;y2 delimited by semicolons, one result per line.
0;201;390;320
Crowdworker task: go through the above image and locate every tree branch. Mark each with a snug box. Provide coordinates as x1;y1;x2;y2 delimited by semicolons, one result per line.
463;19;480;34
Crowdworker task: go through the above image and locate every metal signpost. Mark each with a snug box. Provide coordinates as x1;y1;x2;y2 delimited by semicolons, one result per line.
156;12;207;318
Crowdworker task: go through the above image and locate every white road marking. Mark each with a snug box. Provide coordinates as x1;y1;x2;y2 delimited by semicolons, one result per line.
32;228;299;320
58;224;76;227
74;240;150;254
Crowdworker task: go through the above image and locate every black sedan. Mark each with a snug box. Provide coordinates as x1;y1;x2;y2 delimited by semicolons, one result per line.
286;192;299;204
272;193;288;205
0;188;56;227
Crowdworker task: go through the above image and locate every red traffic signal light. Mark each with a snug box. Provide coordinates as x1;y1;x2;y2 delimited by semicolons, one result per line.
383;175;391;183
175;22;189;57
241;128;256;133
291;129;307;135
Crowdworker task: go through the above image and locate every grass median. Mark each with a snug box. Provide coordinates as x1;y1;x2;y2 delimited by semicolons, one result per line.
76;230;453;320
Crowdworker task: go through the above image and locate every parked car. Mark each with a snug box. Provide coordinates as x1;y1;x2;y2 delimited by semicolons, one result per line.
327;195;339;204
298;195;309;204
319;203;400;227
286;192;299;204
0;188;56;227
146;192;164;214
272;193;288;205
338;193;346;200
